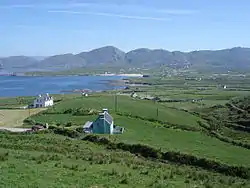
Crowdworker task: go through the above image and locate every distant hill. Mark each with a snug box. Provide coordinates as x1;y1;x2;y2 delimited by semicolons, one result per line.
31;56;47;61
1;46;250;72
77;46;125;66
0;56;38;72
33;54;86;71
125;48;190;68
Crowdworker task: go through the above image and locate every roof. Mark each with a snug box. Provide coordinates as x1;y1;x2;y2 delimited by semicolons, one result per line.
83;121;93;128
32;125;44;130
104;112;113;125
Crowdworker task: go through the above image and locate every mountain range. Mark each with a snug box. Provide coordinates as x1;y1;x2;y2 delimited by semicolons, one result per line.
0;46;250;72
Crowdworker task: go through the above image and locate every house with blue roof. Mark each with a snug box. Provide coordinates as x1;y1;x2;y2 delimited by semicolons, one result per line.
83;109;124;134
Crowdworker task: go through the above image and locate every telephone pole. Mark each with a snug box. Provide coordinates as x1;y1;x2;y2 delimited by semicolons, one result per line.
115;93;118;112
156;108;159;120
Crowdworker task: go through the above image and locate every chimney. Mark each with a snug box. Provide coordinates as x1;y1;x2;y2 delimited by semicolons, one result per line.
103;108;108;113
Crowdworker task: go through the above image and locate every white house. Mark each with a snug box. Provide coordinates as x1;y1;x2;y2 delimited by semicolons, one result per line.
33;93;54;108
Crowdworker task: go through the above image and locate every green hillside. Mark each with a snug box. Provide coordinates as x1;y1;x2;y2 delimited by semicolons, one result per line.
1;75;250;187
26;94;250;167
1;133;249;188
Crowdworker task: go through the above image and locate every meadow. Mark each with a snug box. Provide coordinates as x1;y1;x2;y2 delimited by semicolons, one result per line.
1;133;249;188
1;73;250;187
27;92;250;167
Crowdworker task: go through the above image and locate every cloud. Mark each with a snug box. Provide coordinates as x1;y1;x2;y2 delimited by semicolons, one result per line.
0;2;196;16
67;3;196;15
48;10;171;21
158;9;197;15
0;4;35;8
0;2;92;9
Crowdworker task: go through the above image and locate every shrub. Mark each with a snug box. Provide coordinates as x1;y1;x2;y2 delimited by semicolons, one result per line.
53;127;80;138
23;118;35;125
0;152;9;161
65;122;73;127
119;178;129;184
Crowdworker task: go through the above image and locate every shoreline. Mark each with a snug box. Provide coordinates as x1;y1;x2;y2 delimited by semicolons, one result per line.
0;73;144;78
96;73;144;77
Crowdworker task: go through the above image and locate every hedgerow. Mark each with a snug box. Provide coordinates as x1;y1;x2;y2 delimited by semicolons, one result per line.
83;135;250;179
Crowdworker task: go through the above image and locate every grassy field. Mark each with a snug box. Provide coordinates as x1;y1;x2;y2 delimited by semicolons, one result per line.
27;94;250;167
1;74;250;187
107;116;250;167
41;95;202;127
0;109;45;127
1;133;249;188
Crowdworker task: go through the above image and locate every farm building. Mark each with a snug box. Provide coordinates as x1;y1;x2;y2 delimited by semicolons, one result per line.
33;93;54;108
83;109;124;134
130;92;138;98
81;92;89;97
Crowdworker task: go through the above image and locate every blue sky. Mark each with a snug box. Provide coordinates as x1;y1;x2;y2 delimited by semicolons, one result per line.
0;0;250;56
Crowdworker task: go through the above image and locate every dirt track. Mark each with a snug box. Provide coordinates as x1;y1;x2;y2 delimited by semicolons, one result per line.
0;127;31;132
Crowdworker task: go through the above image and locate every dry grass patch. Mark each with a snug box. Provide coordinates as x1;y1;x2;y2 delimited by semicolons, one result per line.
0;108;46;127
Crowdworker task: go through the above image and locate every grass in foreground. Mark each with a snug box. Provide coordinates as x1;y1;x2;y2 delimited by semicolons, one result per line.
0;133;249;188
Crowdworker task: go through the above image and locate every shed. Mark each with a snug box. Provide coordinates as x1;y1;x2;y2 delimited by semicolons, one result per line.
83;121;93;133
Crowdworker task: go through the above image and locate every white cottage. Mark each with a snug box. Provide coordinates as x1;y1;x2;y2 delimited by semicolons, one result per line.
33;93;54;108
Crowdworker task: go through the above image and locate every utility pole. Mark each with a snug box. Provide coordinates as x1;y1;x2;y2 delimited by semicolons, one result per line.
115;93;118;112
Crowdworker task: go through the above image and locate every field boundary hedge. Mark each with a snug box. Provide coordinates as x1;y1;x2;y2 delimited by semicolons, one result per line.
116;111;200;132
82;134;250;179
198;121;250;150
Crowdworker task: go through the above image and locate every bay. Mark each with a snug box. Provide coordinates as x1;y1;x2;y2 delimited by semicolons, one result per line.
0;76;126;97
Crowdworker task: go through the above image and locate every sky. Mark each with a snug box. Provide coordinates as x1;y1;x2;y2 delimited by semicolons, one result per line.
0;0;250;56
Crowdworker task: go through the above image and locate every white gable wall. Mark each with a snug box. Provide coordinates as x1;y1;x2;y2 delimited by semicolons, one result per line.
33;94;54;108
45;99;54;107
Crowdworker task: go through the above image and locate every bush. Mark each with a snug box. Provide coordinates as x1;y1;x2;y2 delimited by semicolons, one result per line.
63;108;74;114
53;127;80;138
65;122;73;127
0;152;9;161
23;118;35;125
